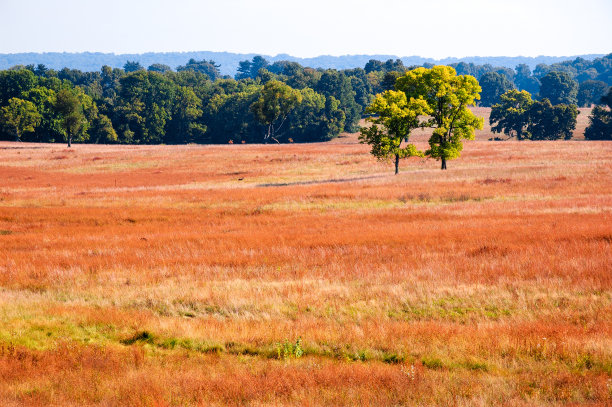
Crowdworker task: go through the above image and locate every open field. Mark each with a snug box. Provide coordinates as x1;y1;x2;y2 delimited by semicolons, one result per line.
0;113;610;406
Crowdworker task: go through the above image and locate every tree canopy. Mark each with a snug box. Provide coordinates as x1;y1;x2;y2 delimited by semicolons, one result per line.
490;90;533;140
3;54;607;146
479;71;515;107
584;88;612;140
177;59;222;81
359;90;426;174
250;80;302;142
490;89;578;140
526;98;578;140
0;97;41;141
539;71;578;105
577;80;609;107
55;89;88;147
395;66;483;170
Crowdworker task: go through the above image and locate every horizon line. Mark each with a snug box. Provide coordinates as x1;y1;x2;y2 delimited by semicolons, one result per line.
0;50;609;60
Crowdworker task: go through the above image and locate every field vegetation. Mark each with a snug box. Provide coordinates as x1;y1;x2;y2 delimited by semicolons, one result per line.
0;115;610;405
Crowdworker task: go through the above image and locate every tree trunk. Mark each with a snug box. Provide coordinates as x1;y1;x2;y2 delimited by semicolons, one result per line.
394;154;399;175
441;157;447;170
67;133;72;148
266;124;272;143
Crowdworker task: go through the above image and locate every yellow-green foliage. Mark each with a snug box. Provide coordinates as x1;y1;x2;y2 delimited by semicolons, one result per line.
395;66;483;168
359;90;426;172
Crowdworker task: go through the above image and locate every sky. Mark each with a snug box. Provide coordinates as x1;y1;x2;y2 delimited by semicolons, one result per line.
1;0;611;58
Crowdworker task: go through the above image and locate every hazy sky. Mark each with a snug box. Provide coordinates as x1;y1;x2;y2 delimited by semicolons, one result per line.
1;0;611;58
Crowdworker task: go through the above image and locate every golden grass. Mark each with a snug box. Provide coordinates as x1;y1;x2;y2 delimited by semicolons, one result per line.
0;111;610;405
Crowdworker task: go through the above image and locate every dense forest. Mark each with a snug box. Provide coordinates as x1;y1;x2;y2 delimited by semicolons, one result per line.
0;53;610;144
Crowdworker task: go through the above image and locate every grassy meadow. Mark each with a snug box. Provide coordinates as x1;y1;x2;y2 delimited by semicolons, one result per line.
0;108;610;406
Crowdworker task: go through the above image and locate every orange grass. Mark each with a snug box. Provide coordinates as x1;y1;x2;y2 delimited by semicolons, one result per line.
0;111;610;405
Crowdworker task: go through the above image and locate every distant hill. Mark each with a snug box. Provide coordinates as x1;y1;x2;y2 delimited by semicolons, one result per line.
0;51;606;76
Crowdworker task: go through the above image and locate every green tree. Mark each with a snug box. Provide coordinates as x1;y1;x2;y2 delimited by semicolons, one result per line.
177;59;221;81
344;68;374;111
124;61;144;73
20;86;63;142
283;88;345;142
359;90;426;174
205;83;262;143
168;86;205;143
526;98;578;140
396;66;483;170
285;65;319;90
539;71;578;105
0;69;37;105
114;71;175;144
235;60;253;80
55;89;87;147
364;59;384;73
0;98;41;141
251;56;270;79
383;59;406;73
90;114;118;143
381;71;402;91
250;80;302;142
148;64;172;73
235;56;270;80
584;88;612;140
514;64;540;95
479;71;515;107
315;70;361;132
490;90;534;139
577;80;608;107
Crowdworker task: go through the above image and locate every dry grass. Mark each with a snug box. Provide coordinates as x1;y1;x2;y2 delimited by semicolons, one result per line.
0;109;610;406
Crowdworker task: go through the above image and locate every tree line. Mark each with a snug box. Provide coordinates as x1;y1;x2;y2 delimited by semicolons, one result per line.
0;59;360;145
453;55;611;108
0;54;610;145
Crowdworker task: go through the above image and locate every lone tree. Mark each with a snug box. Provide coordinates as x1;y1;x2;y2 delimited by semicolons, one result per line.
250;80;302;143
395;66;483;170
359;90;426;174
55;89;86;147
490;90;534;139
0;97;41;141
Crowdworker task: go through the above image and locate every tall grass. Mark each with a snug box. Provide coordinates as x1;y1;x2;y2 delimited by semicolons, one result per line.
0;128;610;405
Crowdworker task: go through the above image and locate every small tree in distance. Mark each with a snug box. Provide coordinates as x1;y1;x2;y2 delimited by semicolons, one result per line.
359;90;426;174
55;89;86;147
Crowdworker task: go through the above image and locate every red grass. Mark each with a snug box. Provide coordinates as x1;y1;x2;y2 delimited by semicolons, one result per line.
0;114;610;405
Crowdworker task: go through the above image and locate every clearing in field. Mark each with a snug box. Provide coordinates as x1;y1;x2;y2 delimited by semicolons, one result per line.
0;120;610;405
